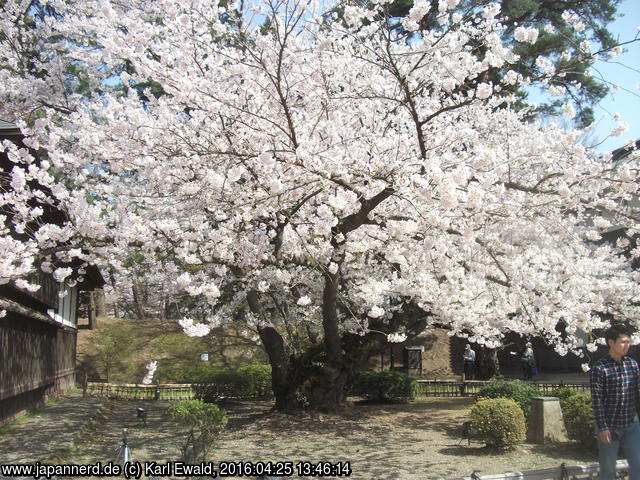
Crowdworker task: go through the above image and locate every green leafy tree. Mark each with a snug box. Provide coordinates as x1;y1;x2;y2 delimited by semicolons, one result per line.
91;323;143;382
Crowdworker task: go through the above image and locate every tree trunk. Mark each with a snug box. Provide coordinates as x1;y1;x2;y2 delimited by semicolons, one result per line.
88;290;98;329
94;287;107;317
131;283;145;320
258;324;298;411
247;290;298;410
248;289;351;412
108;270;120;318
249;287;432;412
478;347;501;379
301;367;350;411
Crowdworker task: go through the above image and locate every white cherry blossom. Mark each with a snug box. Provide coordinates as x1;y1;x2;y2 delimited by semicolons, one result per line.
0;0;638;358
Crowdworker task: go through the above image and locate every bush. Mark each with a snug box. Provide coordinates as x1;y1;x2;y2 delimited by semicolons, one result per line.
551;385;578;404
470;398;526;450
354;371;418;403
561;392;595;449
237;363;272;397
477;380;540;417
193;363;272;401
167;399;227;462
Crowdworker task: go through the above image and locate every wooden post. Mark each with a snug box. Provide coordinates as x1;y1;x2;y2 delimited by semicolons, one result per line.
88;291;97;329
82;371;88;397
95;288;106;317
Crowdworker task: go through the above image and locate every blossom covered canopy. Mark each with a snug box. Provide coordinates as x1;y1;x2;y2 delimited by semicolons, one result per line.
1;0;639;353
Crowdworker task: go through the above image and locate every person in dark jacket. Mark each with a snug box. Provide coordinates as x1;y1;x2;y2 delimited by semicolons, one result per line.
521;342;535;380
463;344;476;380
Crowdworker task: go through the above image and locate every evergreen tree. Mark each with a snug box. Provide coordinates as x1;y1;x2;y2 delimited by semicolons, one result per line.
355;0;624;126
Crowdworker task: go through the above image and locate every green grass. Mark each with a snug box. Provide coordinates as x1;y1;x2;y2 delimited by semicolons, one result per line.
78;317;266;384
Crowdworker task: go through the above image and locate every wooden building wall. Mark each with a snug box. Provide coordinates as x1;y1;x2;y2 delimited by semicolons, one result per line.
0;120;103;426
377;327;457;378
0;305;77;427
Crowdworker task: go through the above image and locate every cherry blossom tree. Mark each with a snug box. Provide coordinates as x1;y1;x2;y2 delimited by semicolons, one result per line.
1;0;639;410
367;0;630;127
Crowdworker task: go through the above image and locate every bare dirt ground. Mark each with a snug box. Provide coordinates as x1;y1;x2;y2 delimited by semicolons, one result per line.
0;393;597;480
214;397;595;479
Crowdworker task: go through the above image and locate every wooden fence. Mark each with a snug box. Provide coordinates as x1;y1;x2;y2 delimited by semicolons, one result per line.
86;380;591;401
439;460;628;480
417;380;591;397
86;382;195;400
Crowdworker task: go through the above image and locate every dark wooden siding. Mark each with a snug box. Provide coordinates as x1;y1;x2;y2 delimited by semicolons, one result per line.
23;271;60;309
0;310;77;425
0;387;49;427
0;121;103;426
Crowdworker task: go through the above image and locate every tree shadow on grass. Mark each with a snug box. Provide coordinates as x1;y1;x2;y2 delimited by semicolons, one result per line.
220;397;474;441
438;440;597;468
214;397;479;464
528;442;595;464
69;400;206;464
438;444;500;456
0;396;105;463
223;400;274;430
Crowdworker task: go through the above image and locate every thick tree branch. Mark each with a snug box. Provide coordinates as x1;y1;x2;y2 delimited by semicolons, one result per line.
337;187;395;236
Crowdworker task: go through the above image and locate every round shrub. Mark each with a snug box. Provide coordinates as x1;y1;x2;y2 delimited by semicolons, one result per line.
354;371;418;403
477;380;540;417
470;398;526;450
561;392;595;450
167;399;228;433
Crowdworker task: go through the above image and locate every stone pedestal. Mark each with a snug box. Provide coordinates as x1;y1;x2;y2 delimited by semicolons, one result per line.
527;396;569;444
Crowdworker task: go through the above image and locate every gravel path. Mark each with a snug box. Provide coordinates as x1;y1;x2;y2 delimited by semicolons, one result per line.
69;399;185;465
213;398;597;480
0;395;599;479
0;393;104;463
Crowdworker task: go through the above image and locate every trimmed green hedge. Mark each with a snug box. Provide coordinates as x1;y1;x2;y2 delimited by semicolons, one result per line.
560;392;596;449
471;398;526;450
354;371;418;403
477;380;541;417
193;363;272;402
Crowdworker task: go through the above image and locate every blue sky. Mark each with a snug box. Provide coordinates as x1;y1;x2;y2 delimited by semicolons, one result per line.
589;0;639;153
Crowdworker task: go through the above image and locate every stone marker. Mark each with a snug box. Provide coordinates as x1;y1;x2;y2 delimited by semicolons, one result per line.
527;397;569;444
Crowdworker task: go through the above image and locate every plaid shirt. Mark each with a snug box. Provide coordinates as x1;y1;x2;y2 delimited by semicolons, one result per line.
590;354;640;431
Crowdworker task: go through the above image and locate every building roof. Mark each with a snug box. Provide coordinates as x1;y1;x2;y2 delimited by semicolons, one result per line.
612;140;640;163
0;119;19;131
0;119;106;290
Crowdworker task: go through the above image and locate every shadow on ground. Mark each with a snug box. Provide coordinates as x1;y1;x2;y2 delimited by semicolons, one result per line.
0;395;597;479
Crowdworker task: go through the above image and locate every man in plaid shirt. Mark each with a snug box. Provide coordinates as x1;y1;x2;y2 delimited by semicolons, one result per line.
590;324;640;480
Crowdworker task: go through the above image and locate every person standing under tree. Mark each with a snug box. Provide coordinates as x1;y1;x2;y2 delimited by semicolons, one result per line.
521;342;535;380
590;324;640;480
463;344;476;380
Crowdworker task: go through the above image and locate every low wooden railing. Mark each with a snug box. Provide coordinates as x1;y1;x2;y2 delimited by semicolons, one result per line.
417;380;590;397
86;382;195;400
86;380;591;401
439;460;627;480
